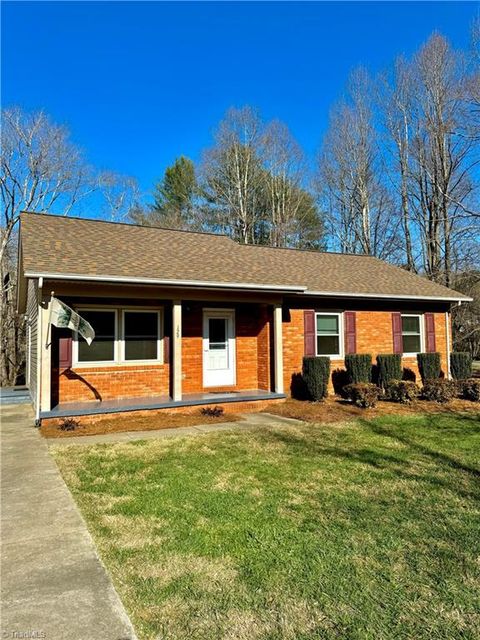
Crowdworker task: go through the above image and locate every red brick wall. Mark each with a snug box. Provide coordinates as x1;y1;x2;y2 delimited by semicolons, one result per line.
54;304;451;406
257;305;271;391
56;303;272;404
282;308;451;392
58;364;170;402
182;304;266;393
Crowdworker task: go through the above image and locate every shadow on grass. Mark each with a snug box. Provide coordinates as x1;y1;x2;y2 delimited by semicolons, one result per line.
360;415;480;480
262;414;480;501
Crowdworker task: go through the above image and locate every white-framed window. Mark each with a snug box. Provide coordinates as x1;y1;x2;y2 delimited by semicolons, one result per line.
315;312;343;358
401;314;423;355
121;310;162;363
76;309;118;364
73;306;163;366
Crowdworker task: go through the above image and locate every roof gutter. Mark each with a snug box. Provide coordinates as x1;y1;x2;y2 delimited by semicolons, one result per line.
303;290;472;303
23;272;472;302
24;271;307;293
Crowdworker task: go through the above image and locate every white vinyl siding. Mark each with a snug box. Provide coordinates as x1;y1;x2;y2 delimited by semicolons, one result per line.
25;279;39;409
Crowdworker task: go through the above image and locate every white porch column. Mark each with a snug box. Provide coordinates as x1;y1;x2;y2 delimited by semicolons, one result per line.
39;296;52;413
273;303;284;394
172;300;182;402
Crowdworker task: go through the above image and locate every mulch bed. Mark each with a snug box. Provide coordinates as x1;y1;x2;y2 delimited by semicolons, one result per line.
264;396;480;424
41;411;241;439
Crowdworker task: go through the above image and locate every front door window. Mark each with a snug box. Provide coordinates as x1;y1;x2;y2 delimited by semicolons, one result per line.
203;311;235;387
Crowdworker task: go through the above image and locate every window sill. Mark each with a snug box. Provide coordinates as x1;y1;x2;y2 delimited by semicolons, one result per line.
72;361;166;369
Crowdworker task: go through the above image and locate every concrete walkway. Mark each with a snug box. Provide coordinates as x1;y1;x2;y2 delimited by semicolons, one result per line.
46;412;302;447
1;403;138;640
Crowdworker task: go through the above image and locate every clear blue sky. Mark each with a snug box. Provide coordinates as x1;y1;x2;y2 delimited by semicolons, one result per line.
2;1;478;199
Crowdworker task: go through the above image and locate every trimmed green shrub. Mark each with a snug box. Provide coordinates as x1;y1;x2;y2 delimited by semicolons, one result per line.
345;354;372;384
377;354;402;388
201;406;224;417
344;383;381;408
461;378;480;402
450;352;472;380
385;380;420;404
302;356;330;401
332;369;350;397
417;352;441;383
422;379;456;403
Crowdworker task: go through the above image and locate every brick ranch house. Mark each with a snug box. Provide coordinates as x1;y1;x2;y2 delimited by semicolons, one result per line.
17;212;471;425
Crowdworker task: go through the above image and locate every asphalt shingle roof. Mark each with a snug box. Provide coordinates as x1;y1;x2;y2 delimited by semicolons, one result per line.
19;212;469;301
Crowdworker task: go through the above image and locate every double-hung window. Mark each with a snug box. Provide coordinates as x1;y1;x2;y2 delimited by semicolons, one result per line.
401;314;422;355
316;313;343;358
77;310;117;363
75;307;162;365
122;310;160;361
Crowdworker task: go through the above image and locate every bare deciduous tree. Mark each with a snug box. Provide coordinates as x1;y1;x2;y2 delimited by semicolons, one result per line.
261;120;311;247
318;69;399;259
200;106;265;243
0;108;96;265
98;171;140;222
0;107;138;384
409;34;479;285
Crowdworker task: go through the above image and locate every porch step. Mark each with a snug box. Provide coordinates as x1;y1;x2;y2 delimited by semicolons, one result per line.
0;386;31;406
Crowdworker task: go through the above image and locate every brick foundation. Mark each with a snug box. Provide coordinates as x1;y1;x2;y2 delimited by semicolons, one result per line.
42;397;284;427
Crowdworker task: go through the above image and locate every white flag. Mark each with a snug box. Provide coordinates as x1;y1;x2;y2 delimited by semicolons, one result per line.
49;298;95;345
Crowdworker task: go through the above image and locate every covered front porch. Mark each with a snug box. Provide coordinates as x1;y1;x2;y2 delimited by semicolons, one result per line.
40;389;285;419
37;280;288;421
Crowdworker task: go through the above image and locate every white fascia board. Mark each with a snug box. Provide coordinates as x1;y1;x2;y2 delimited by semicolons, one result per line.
24;272;307;293
305;290;473;303
23;272;472;302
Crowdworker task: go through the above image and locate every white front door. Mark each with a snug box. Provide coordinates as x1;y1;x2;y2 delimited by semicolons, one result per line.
203;309;236;387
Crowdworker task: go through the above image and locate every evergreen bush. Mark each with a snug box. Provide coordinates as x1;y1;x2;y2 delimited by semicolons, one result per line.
422;379;456;403
344;383;381;408
345;354;372;384
417;352;441;383
450;352;472;380
376;354;402;388
385;380;420;404
461;379;480;402
302;356;330;401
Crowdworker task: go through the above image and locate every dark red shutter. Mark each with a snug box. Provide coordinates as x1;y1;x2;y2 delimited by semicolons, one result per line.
425;313;436;352
392;312;403;354
59;337;72;369
344;311;356;354
304;310;316;356
163;336;170;364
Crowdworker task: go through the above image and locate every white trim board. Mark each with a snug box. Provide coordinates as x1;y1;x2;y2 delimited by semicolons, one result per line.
24;272;472;302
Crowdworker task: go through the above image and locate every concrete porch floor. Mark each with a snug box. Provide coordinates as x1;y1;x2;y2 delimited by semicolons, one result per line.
41;389;286;419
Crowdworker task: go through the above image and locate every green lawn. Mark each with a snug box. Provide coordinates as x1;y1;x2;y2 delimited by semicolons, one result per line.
53;413;480;640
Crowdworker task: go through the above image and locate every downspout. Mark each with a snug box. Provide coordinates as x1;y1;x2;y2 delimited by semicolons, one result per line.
35;277;43;426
